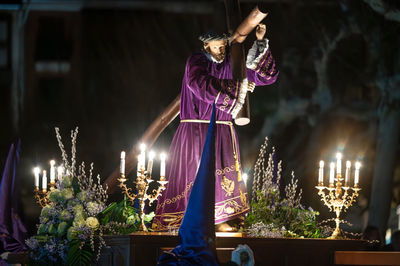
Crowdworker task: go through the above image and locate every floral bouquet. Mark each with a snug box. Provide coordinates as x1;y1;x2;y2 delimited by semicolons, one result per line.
26;128;146;265
245;137;331;238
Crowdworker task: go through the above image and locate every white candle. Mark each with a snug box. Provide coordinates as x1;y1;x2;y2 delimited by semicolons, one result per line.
318;160;324;184
147;151;155;177
354;161;361;185
160;153;166;180
336;152;342;176
50;160;56;183
120;151;126;176
137;155;141;175
42;170;47;191
57;166;63;181
345;161;351;184
329;162;335;185
34;167;40;188
139;143;146;171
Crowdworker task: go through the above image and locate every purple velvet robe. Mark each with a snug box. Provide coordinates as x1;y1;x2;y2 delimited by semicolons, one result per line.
153;43;278;230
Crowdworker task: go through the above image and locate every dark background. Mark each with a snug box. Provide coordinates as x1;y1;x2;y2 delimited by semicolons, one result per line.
0;0;399;239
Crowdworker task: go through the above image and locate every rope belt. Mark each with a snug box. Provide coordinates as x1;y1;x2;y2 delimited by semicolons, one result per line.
180;119;242;181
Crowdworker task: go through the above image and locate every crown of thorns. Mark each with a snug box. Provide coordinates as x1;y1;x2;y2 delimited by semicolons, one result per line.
199;30;231;42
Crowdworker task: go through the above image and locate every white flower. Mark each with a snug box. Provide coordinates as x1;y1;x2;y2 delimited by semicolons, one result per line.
85;217;99;229
73;215;85;227
61;188;74;200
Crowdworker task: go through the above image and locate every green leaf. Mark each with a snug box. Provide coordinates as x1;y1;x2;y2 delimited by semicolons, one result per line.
67;239;94;266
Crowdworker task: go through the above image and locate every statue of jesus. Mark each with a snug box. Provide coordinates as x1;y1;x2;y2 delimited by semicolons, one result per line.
153;23;278;231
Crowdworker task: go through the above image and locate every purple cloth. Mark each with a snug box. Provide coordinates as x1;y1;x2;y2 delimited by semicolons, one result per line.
0;141;28;253
153;46;278;230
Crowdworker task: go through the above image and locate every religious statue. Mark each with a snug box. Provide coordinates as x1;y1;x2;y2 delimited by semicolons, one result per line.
153;23;279;231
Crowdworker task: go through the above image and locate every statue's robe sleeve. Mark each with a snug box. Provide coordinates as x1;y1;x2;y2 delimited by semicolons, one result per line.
185;54;245;116
246;38;279;86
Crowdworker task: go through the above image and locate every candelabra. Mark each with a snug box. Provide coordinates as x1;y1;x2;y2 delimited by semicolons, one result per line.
118;172;167;232
118;148;168;231
34;182;56;207
33;164;60;207
316;153;361;239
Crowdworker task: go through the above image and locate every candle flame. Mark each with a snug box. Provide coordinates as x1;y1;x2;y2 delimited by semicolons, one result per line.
336;152;342;160
50;160;55;166
120;151;126;159
160;153;167;160
139;143;146;152
319;160;324;167
33;167;40;174
346;161;351;168
242;173;248;183
149;151;155;160
355;161;361;169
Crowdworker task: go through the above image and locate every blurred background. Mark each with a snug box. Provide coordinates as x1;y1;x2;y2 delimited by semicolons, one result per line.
0;0;399;241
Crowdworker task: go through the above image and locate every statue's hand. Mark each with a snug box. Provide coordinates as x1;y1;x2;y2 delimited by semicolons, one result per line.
256;24;266;40
247;81;255;93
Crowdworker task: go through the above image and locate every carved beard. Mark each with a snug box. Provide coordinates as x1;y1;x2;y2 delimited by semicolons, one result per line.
205;47;226;63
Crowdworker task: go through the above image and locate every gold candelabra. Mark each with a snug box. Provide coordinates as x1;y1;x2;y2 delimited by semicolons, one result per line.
316;153;361;239
118;147;168;231
118;172;167;232
34;182;56;207
33;162;62;207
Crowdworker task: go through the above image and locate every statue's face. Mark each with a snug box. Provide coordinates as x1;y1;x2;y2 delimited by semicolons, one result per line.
204;40;227;62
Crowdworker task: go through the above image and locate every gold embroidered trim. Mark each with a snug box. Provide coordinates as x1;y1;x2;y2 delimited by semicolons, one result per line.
219;80;235;112
157;164;240;210
221;176;235;197
255;49;271;73
154;193;250;230
156;181;194;210
153;212;185;230
220;94;231;111
215;164;236;176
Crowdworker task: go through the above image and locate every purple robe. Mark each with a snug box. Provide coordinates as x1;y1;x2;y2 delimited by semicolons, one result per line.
153;41;278;230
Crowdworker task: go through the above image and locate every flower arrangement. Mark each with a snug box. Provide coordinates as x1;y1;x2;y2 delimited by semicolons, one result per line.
26;127;149;265
245;137;330;238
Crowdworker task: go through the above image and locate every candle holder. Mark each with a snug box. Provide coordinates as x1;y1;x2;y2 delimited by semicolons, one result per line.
33;182;56;207
118;168;168;232
316;174;361;239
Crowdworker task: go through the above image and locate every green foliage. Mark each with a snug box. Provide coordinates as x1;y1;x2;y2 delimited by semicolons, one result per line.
67;239;93;266
99;199;140;234
246;137;328;239
246;191;322;238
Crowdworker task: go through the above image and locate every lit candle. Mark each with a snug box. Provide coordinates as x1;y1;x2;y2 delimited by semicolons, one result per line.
57;166;63;181
242;173;248;186
160;153;166;180
42;170;47;191
345;161;351;185
318;160;324;184
139;143;146;172
354;161;361;185
50;160;56;183
34;167;40;188
329;162;335;185
136;155;141;176
120;151;126;176
147;151;155;177
336;152;342;177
